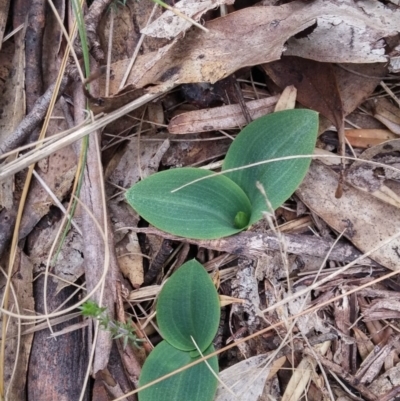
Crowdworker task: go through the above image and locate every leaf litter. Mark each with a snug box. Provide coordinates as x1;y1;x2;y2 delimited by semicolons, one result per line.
1;0;400;400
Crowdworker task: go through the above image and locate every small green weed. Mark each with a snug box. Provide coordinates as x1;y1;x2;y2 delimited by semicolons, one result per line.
80;300;144;349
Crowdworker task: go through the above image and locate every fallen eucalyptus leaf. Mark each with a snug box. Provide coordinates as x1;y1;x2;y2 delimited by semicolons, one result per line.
168;95;279;134
296;162;400;270
215;354;286;401
263;56;343;132
106;0;400;94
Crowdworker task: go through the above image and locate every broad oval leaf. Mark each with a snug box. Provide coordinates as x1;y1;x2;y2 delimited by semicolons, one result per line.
139;341;218;401
156;259;220;352
125;168;252;239
222;109;318;223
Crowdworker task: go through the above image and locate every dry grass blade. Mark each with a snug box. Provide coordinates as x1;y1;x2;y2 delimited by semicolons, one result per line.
0;92;163;181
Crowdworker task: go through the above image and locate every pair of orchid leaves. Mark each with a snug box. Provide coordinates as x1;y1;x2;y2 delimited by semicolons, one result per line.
126;109;318;240
132;109;318;400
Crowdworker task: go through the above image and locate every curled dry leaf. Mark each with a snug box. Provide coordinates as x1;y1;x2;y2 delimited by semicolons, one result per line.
296;162;400;270
168;95;279;134
214;354;286;401
353;327;375;361
263;56;343;131
284;0;400;63
105;0;399;95
106;4;317;93
116;231;144;287
345;129;397;149
366;97;400;136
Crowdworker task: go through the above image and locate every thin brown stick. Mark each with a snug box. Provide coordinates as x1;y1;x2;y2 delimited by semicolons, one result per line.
125;227;378;266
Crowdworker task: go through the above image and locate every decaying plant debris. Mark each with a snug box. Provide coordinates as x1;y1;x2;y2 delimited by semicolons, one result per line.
1;0;400;400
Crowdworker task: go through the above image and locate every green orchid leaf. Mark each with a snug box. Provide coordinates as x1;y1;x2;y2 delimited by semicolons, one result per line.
156;259;220;352
223;109;318;223
139;341;218;401
126;167;252;239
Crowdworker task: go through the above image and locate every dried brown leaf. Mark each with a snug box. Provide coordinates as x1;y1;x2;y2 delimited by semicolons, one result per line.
106;4;318;93
284;0;400;63
215;354;286;401
296;162;400;270
263;56;343;131
105;0;399;95
345;129;397;149
108;138;170;190
0;30;25;209
116;232;144;287
168;95;279;134
367;97;400;136
2;250;34;400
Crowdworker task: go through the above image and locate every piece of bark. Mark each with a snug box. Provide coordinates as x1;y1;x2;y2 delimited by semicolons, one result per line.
27;275;89;401
0;26;26;151
350;293;358;374
231;257;263;358
2;250;34;400
25;0;46;113
231;257;260;330
0;206;16;258
0;0;10;47
355;336;400;385
132;227;379;266
74;81;117;374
